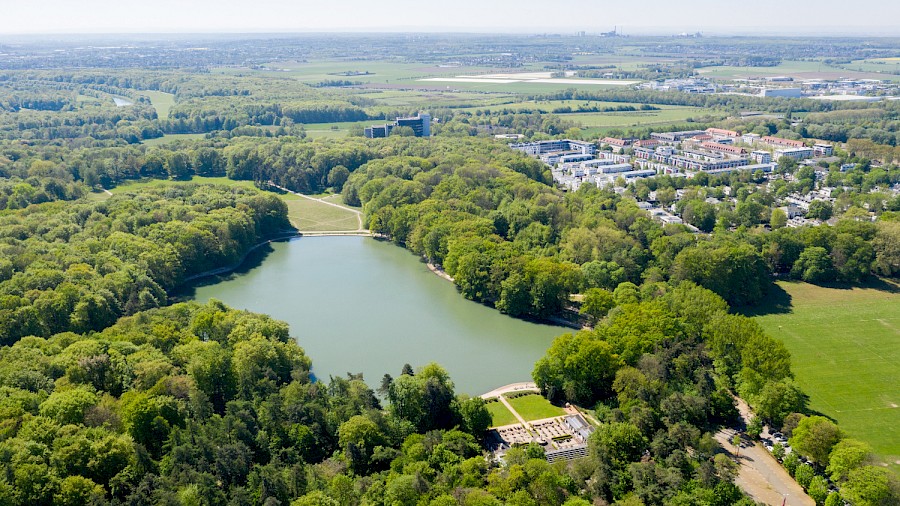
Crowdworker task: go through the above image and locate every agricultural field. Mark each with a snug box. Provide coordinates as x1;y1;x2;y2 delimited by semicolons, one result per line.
831;58;900;79
486;400;519;427
697;59;900;81
563;106;713;131
506;393;567;421
751;281;900;473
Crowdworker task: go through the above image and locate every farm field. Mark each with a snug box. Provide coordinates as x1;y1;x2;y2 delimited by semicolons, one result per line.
563;106;710;128
506;393;566;421
697;59;900;81
486;400;519;427
751;281;900;473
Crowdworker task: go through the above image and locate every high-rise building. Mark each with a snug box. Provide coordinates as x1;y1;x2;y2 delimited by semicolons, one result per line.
365;113;431;138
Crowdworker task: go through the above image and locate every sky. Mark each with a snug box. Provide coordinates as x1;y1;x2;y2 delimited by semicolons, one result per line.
2;0;899;35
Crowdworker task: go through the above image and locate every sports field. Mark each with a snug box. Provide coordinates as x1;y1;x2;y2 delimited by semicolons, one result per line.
751;281;900;472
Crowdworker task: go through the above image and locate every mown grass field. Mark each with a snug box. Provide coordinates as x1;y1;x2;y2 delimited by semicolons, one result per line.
140;90;176;120
283;194;360;232
751;281;900;472
506;393;566;421
486;400;519;427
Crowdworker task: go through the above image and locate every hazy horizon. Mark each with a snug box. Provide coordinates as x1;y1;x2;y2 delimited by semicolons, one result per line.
2;0;898;37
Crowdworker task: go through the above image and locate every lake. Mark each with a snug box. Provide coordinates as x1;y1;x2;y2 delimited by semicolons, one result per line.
187;236;564;394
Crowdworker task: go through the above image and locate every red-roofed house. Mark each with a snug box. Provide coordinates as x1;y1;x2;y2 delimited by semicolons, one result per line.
706;128;740;138
762;136;805;149
700;142;746;156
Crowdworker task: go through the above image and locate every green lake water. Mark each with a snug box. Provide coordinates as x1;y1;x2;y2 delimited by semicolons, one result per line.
187;236;564;394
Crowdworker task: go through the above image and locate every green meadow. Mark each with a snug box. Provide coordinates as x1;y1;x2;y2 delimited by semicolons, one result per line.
751;281;900;472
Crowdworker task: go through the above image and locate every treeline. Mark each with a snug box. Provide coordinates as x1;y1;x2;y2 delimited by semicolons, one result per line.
535;88;889;115
342;138;897;318
0;185;289;344
534;282;899;505
433;110;580;137
0;175;86;210
0;71;377;141
0;295;762;506
164;99;370;134
632;171;900;282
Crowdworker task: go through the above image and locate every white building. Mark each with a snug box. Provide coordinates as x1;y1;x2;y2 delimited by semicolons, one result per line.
751;150;772;164
775;147;814;162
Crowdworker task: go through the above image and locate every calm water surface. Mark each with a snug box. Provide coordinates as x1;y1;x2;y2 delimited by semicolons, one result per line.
188;236;563;394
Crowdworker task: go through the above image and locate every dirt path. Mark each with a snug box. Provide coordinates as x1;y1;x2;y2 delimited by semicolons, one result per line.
716;398;814;506
427;262;455;283
271;183;366;231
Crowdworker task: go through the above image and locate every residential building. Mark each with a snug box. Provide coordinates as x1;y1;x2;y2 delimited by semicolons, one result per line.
699;142;745;156
706;127;740;139
599;137;632;153
742;133;761;145
510;139;596;156
775;147;814;162
813;143;834;157
751;150;772;164
650;130;705;143
762;136;806;149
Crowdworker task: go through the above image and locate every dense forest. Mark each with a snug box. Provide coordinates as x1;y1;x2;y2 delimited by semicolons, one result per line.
339;138;898;316
0;289;753;506
1;39;899;504
0;185;289;344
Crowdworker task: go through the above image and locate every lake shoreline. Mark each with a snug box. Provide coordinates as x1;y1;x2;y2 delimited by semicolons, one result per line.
188;236;567;394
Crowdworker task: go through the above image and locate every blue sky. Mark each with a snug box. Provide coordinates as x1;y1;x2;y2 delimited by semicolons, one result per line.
2;0;898;35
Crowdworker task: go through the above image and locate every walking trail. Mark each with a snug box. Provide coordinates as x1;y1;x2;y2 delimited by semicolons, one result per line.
271;183;367;233
715;397;814;506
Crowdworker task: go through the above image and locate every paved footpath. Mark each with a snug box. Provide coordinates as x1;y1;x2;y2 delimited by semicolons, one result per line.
480;382;539;399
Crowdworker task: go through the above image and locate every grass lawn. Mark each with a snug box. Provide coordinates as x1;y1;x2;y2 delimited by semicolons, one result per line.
486;400;519;427
284;197;360;231
751;280;900;472
506;393;566;422
140;90;176;120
